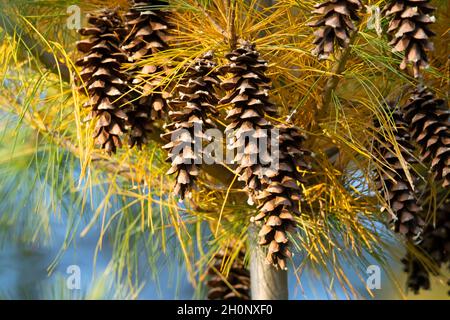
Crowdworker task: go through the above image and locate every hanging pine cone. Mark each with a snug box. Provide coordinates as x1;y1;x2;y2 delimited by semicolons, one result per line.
402;197;450;294
403;87;449;188
162;52;220;199
207;246;250;300
308;0;362;59
122;0;171;148
76;9;130;155
219;41;278;204
373;103;425;239
421;197;450;268
384;0;436;78
402;253;431;294
251;125;310;270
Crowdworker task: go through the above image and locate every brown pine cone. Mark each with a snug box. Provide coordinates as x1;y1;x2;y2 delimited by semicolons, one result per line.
403;87;449;188
402;196;449;295
252;125;311;270
123;0;171;148
219;41;278;204
384;0;436;78
373;103;425;239
207;247;250;300
308;0;362;59
76;9;130;155
162;52;220;199
402;253;431;294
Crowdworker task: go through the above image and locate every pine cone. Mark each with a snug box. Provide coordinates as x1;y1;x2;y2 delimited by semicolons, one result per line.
162;52;220;199
403;87;449;188
252;125;310;270
384;0;436;78
421;198;450;268
402;197;449;294
123;0;171;148
308;0;362;59
76;9;129;155
219;41;278;203
373;103;425;239
207;247;250;300
402;253;431;294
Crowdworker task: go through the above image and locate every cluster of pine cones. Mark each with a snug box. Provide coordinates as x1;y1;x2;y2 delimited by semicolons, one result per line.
309;0;436;78
361;0;447;295
77;1;170;154
75;0;448;298
76;3;311;273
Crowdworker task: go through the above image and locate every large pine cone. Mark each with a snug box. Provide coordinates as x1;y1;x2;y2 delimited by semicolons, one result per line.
207;247;250;300
384;0;436;78
252;125;310;270
219;41;278;203
76;9;130;155
123;0;171;148
162;52;220;199
308;0;362;59
373;103;425;239
403;87;449;188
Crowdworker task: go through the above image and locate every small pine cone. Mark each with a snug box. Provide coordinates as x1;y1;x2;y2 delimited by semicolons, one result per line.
308;0;362;59
122;0;171;148
207;247;250;300
252;125;311;270
402;197;449;294
403;87;449;188
162;52;220;199
402;253;431;294
219;41;278;203
76;9;129;155
421;198;450;267
384;0;436;78
374;104;425;239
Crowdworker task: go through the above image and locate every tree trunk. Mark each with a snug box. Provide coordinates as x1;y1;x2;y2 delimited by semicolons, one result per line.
249;225;288;300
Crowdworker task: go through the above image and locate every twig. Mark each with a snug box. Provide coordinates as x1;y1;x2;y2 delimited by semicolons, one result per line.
227;0;237;49
316;32;358;121
193;0;229;39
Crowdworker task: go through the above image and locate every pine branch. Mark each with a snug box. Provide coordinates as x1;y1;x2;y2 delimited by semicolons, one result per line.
316;32;357;121
193;0;229;39
0;11;70;82
0;8;238;187
9;96;144;183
